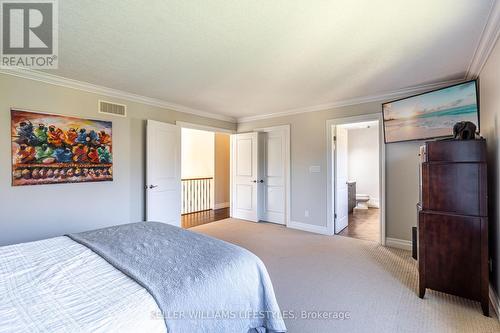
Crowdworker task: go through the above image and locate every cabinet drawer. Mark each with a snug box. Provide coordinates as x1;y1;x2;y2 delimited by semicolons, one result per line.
426;140;486;162
422;162;487;216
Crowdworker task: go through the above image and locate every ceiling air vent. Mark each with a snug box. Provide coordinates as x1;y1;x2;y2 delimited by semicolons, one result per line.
98;100;127;117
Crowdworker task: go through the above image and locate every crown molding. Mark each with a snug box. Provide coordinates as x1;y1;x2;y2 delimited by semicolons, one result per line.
0;69;467;126
466;0;500;79
3;13;493;128
0;68;237;123
237;78;464;123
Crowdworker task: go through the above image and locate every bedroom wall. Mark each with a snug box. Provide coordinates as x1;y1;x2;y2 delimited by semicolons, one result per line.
478;38;500;298
347;125;380;207
0;74;236;246
238;102;422;242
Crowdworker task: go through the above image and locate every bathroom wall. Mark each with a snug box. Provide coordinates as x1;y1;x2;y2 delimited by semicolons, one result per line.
347;124;380;207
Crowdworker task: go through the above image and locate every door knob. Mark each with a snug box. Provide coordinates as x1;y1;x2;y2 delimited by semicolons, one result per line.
149;184;158;189
252;180;257;183
259;180;264;183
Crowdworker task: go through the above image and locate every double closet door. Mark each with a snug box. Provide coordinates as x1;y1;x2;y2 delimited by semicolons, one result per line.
231;129;288;225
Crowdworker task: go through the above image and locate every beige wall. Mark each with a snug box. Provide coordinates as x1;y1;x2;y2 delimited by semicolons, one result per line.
0;74;235;246
181;128;215;178
478;39;500;296
238;101;422;241
214;133;230;207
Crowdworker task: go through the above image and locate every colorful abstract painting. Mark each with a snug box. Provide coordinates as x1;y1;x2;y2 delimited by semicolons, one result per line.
382;81;479;143
11;109;113;186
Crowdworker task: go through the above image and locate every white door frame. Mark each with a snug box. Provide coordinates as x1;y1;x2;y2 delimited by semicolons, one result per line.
326;114;386;245
254;125;291;227
175;121;236;134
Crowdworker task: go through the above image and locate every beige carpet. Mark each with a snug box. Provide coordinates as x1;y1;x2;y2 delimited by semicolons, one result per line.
192;219;500;333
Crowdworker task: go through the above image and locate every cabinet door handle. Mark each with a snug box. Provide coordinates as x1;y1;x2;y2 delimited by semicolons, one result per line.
149;184;158;189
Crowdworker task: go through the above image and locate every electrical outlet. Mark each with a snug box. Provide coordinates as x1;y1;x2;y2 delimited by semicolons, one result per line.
304;210;309;218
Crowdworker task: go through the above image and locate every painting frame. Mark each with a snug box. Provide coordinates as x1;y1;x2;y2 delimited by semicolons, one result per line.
381;79;480;144
10;108;113;186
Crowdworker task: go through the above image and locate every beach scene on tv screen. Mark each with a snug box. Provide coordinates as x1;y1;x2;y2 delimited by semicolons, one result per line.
383;81;478;143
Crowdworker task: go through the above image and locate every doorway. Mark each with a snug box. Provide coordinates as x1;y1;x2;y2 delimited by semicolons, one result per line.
179;127;231;228
326;115;386;244
145;120;233;229
230;125;290;226
145;121;290;228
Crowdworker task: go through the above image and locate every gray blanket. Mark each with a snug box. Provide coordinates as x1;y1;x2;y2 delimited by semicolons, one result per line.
67;222;286;333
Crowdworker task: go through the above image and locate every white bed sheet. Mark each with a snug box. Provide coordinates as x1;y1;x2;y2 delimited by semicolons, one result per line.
0;236;165;333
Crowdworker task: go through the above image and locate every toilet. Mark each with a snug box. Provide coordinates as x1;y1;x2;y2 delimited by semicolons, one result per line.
355;194;370;210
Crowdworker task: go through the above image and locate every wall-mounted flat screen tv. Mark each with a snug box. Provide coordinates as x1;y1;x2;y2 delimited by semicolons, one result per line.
382;80;479;144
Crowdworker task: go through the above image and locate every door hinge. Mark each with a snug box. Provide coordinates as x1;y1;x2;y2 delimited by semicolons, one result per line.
334;213;337;219
333;136;337;141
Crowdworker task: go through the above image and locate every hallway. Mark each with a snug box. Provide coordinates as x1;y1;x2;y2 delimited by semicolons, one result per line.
181;207;230;229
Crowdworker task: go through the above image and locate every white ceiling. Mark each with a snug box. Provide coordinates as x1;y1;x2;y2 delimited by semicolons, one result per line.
37;0;497;121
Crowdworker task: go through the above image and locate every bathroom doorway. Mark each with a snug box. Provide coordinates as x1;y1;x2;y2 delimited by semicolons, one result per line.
326;114;385;244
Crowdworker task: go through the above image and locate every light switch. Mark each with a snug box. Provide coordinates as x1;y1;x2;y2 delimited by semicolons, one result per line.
309;165;320;173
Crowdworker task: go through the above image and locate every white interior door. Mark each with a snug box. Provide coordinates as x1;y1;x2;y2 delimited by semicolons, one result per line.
259;129;286;225
335;126;349;233
231;132;260;222
146;120;181;226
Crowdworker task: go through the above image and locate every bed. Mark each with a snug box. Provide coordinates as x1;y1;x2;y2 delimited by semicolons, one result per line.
0;222;286;333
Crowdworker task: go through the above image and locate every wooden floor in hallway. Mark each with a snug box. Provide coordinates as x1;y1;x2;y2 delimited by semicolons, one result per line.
181;207;230;229
339;208;380;242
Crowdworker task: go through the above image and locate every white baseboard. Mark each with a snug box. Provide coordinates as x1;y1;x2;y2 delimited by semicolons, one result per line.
385;237;412;251
490;285;500;320
214;202;229;209
287;221;333;235
368;198;380;208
